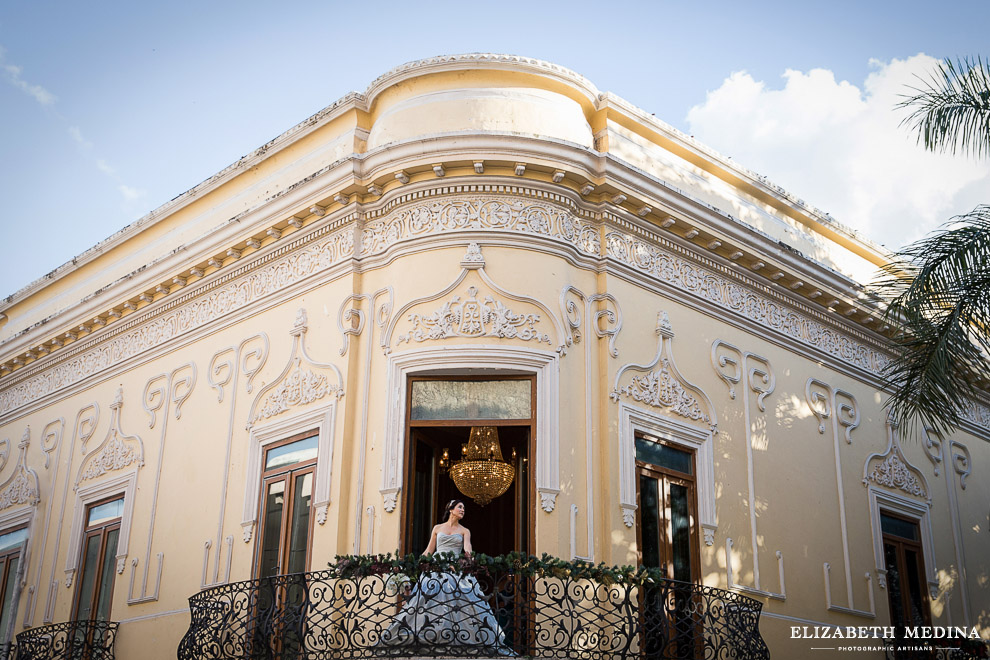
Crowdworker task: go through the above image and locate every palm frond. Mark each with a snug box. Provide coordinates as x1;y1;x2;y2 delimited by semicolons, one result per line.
875;205;990;436
898;57;990;159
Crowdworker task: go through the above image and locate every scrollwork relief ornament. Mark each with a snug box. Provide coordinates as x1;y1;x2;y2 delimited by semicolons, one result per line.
75;389;145;488
209;335;269;404
559;286;622;358
143;364;197;429
398;286;551;346
806;379;859;443
383;244;566;354
863;416;931;505
41;418;65;469
360;196;600;259
248;309;344;428
0;428;41;509
256;365;339;421
611;312;716;432
540;491;558;513
950;440;972;489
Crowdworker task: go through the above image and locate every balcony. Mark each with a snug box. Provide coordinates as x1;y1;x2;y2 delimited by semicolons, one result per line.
178;553;770;659
14;620;118;660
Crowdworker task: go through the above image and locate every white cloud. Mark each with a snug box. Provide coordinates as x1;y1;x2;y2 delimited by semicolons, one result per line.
686;54;990;249
118;185;145;201
1;61;57;106
68;126;93;150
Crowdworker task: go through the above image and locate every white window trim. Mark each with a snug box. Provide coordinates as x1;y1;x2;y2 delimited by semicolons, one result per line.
867;485;938;600
618;402;717;545
64;469;137;588
241;404;337;544
0;506;35;650
380;345;560;514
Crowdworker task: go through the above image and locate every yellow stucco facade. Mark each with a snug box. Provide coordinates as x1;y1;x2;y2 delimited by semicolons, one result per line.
0;54;987;659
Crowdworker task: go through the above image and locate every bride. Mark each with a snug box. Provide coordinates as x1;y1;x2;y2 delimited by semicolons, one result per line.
378;499;513;655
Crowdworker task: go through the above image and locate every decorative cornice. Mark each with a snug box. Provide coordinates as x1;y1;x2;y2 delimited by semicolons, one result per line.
3;188;989;440
0;224;354;418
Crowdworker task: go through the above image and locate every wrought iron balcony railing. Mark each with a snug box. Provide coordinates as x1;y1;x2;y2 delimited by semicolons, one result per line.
13;619;118;660
178;553;770;659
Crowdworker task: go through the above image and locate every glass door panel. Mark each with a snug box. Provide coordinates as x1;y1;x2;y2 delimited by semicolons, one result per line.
638;474;662;569
259;480;286;578
75;533;103;620
287;473;312;575
0;555;19;638
668;482;693;583
95;528;119;620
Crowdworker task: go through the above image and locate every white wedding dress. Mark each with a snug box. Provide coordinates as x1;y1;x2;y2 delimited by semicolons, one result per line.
378;533;514;655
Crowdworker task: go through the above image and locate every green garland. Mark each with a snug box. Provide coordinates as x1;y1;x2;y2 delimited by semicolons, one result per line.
329;551;667;587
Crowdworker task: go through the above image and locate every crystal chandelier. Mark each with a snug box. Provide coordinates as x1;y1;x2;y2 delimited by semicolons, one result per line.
447;426;515;506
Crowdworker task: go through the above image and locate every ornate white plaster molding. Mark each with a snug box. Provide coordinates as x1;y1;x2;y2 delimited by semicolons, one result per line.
0;224;353;417
808;377;872;617
380;345;560;514
711;340;784;600
558;285;622;562
806;378;859;442
0;428;40;510
398;285;552;347
383;244;567;355
247;310;344;428
336;288;393;554
611;312;716;433
862;420;930;503
559;286;622;357
143;365;196;430
360;195;601;260
75;389;144;488
129;362;196;605
203;333;269;589
603;228;893;377
6;187;990;439
40;418;64;469
0;439;9;475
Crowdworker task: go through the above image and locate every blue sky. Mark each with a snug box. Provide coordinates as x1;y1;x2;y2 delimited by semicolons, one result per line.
2;0;988;297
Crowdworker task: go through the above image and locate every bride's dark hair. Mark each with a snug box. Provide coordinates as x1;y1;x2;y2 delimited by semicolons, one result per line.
441;499;464;522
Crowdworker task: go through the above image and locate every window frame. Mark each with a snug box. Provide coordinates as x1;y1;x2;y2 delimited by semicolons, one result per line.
71;495;124;621
0;525;27;647
252;431;318;578
881;510;932;630
634;433;701;583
